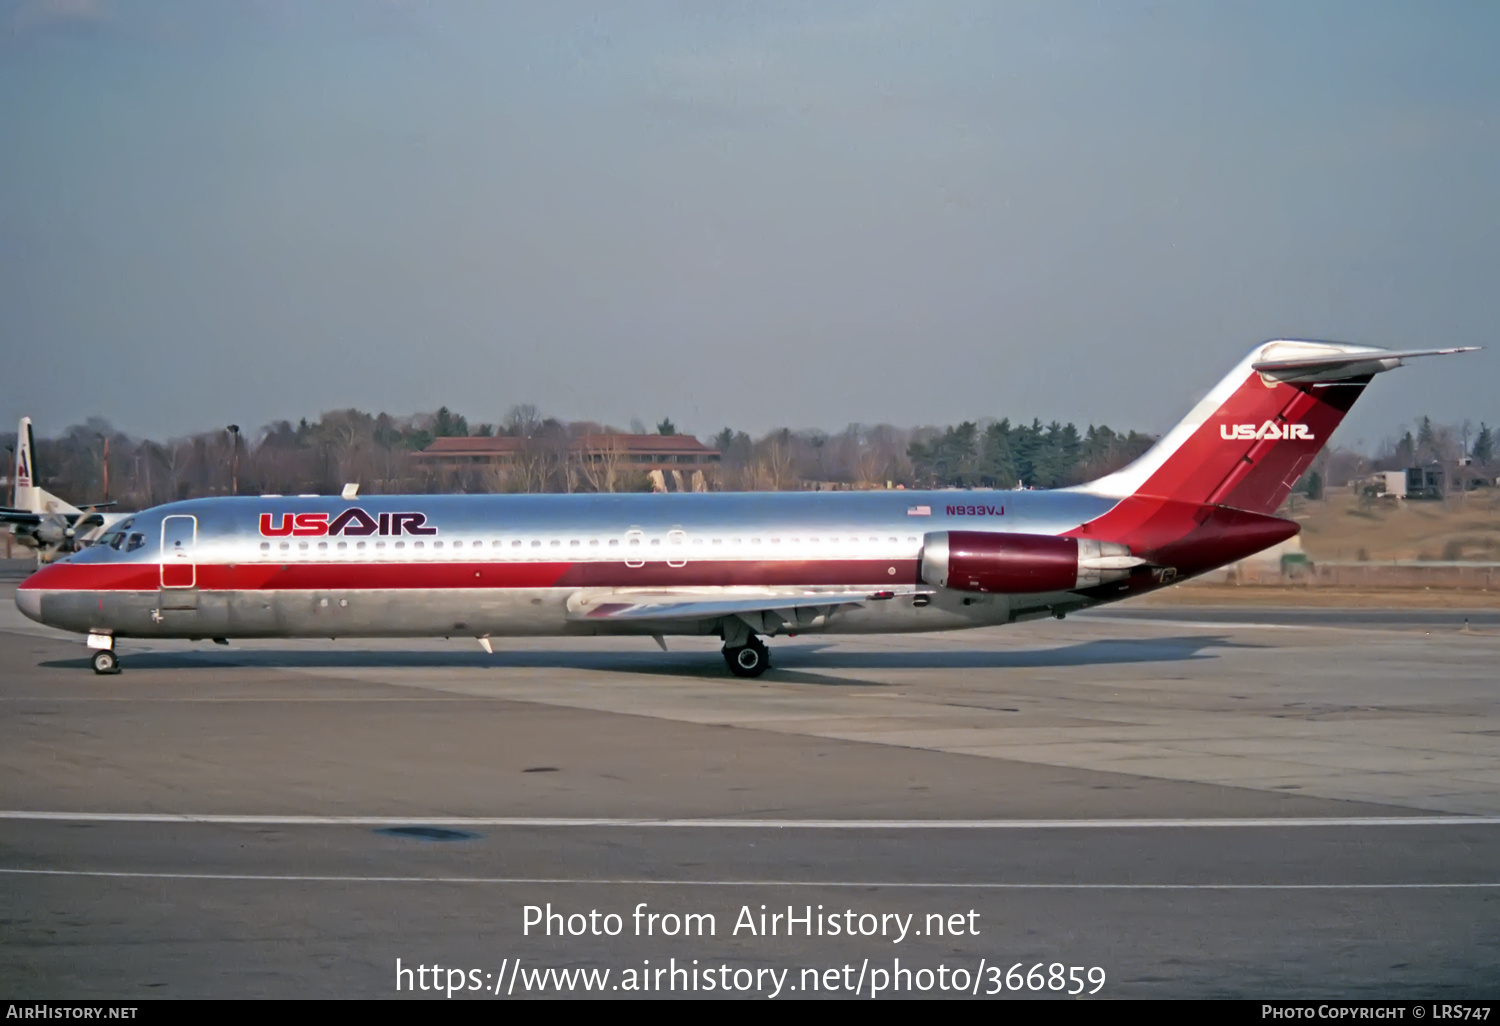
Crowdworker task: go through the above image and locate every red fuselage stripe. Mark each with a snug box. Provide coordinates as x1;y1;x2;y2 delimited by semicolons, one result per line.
20;558;923;592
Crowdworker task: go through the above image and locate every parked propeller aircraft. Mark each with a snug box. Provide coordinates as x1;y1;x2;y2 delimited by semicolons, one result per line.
3;418;126;563
15;341;1477;675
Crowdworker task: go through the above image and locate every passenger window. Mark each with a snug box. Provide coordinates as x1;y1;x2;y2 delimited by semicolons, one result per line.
493;540;502;548
259;542;270;552
317;542;328;550
126;533;144;552
298;541;309;550
414;541;424;550
650;538;660;547
395;541;405;549
531;540;541;547
376;541;386;549
609;539;619;547
570;540;580;548
589;539;600;547
550;539;561;547
434;541;444;549
337;541;347;550
356;541;366;550
279;541;290;551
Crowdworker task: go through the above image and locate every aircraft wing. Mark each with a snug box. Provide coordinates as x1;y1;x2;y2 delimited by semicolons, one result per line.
565;588;887;624
0;506;42;526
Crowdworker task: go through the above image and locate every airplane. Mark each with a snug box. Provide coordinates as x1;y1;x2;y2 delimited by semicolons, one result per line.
3;417;127;562
14;340;1478;676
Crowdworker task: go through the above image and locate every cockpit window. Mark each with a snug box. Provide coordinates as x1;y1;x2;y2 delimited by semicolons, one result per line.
126;533;145;552
105;532;127;550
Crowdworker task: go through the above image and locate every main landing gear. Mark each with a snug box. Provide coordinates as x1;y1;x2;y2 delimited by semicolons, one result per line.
722;635;770;678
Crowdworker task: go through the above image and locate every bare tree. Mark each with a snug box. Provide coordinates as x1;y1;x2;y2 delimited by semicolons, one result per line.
576;434;627;493
503;404;543;438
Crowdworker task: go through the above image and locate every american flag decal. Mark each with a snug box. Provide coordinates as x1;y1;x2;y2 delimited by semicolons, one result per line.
906;505;931;516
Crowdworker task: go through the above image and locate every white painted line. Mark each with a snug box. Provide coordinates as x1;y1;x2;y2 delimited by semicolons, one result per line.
2;812;1499;829
1;868;1494;889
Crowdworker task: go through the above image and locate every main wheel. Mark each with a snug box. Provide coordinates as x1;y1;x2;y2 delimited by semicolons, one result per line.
91;650;119;675
723;641;769;678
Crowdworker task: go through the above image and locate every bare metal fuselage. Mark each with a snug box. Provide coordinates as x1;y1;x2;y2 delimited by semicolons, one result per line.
18;489;1122;642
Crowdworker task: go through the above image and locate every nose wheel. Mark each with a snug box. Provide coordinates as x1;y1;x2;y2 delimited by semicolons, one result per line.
723;636;770;678
91;649;120;675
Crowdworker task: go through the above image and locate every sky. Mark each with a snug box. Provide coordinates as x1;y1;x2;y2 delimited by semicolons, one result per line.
1;0;1496;451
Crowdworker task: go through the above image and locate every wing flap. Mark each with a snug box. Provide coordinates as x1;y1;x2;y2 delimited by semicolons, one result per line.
566;588;885;623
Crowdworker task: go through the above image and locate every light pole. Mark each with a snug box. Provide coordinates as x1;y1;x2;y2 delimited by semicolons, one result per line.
96;433;109;502
227;425;240;496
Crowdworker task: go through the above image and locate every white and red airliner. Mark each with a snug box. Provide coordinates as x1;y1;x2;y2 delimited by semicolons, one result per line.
16;341;1475;676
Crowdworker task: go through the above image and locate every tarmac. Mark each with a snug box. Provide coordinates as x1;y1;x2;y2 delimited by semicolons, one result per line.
1;581;1497;998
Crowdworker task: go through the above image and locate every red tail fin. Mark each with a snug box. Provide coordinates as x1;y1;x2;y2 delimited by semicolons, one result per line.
1081;341;1475;515
1067;341;1477;575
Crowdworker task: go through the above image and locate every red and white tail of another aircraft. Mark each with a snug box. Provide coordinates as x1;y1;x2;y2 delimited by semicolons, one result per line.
3;417;127;562
16;340;1477;676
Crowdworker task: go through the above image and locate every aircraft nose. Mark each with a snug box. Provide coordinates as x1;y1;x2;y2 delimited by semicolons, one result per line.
15;586;43;624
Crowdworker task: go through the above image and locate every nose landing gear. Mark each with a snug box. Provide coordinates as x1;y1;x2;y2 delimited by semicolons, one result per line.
86;633;120;675
722;636;770;678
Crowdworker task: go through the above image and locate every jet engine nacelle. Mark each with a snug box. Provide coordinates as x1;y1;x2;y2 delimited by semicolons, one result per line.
920;531;1144;594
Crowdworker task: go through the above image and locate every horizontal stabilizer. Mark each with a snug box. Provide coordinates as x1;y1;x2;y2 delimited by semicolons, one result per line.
1252;344;1479;383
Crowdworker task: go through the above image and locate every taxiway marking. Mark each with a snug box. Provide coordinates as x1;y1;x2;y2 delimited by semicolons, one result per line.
1;868;1495;889
3;812;1499;829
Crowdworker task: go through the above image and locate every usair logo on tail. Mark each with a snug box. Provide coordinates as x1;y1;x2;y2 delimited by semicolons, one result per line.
1219;422;1315;441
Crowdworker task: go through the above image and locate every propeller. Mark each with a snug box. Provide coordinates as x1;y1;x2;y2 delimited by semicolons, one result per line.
34;513;67;547
36;506;105;562
38;514;71;562
66;506;106;541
